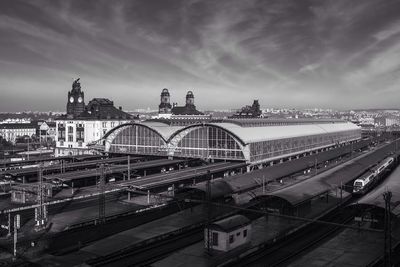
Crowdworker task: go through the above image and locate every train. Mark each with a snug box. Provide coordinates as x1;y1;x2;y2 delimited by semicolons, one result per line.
353;156;395;195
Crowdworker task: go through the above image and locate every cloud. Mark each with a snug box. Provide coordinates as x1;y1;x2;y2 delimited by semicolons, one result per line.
299;63;321;73
0;0;400;111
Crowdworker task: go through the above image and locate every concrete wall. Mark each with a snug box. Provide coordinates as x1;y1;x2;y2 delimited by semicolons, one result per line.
204;224;252;252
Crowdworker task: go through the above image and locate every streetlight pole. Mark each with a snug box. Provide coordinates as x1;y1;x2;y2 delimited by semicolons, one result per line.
383;191;392;267
13;214;20;259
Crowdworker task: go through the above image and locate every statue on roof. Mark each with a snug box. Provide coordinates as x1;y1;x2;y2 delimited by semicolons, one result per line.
73;78;80;86
72;78;81;91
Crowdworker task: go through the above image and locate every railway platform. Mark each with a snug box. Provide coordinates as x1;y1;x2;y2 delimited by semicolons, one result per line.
287;228;384;267
32;203;232;266
153;193;346;267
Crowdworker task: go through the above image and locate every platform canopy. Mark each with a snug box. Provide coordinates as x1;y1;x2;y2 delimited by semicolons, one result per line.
253;141;398;208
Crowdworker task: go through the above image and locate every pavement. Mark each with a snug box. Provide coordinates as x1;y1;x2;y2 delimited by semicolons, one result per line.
47;198;141;232
286;228;384;267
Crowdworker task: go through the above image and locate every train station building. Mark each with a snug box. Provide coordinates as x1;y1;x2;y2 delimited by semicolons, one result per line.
55;79;134;156
99;119;361;167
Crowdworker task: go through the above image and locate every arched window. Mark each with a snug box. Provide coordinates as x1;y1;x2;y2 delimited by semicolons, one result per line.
107;124;166;155
173;126;245;160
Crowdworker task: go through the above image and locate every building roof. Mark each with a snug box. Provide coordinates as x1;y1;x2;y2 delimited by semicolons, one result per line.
209;122;359;144
105;120;360;145
46;121;56;127
87;98;114;106
0;123;37;129
140;121;185;141
57;98;132;121
210;215;250;232
221;118;346;127
171;105;204;116
191;179;234;199
161;88;170;95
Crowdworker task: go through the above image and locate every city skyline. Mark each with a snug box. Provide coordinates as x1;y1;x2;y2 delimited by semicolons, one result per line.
1;0;400;112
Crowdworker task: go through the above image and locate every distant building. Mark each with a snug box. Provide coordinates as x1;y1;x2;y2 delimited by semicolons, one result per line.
38;121;57;142
0;123;36;143
0;118;31;124
11;183;53;204
229;100;263;118
359;117;375;126
204;215;252;252
375;116;400;127
55;79;133;156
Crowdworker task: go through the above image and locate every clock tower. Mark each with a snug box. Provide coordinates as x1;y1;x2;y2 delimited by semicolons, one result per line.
66;78;85;117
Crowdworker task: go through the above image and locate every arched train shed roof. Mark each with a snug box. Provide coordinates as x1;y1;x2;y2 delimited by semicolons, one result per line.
103;121;183;142
104;121;360;146
210;122;359;144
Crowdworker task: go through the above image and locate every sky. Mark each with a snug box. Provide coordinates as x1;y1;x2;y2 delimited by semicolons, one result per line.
0;0;400;112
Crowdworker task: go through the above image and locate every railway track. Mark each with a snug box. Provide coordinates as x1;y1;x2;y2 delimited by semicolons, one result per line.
226;207;356;267
5;139;390;265
79;143;382;266
226;155;399;267
84;201;262;267
86;225;203;267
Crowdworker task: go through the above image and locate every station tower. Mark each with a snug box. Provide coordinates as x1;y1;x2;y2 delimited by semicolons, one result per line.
159;88;172;114
186;91;195;106
66;78;85;117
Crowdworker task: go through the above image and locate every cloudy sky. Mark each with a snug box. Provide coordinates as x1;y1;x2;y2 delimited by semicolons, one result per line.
1;0;400;112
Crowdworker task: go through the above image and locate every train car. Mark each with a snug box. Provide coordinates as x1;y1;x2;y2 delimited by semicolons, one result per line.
353;156;395;195
0;165;23;172
353;171;375;195
51;178;69;189
371;157;394;176
21;164;40;169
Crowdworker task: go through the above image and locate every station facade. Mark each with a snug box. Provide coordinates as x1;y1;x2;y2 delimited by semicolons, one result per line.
101;119;361;166
55;79;134;156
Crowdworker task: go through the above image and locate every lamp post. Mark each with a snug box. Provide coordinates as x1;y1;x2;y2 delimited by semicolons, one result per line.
383;191;392;267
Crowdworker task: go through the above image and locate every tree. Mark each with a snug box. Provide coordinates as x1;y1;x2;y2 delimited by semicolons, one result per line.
0;136;13;150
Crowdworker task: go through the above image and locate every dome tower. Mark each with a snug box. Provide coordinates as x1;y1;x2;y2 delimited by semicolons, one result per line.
186;91;195;106
159;88;172;114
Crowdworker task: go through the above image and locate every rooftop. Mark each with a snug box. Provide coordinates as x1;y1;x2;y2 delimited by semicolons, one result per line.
119;119;360;144
57;98;133;121
0;123;37;129
171;105;204;116
209;215;250;232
